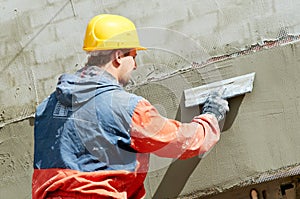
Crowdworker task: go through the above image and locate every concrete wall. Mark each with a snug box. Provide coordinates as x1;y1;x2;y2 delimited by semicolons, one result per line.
1;0;300;198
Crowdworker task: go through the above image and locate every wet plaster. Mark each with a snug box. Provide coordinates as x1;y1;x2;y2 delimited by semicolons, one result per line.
0;119;33;199
199;175;300;199
138;42;300;198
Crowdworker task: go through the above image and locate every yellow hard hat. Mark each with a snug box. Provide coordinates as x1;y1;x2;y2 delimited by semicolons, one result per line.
83;14;146;51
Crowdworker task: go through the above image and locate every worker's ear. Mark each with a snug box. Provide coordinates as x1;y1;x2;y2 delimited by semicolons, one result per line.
112;50;123;68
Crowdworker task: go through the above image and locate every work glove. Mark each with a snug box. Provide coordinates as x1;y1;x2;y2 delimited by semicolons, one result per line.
202;91;229;121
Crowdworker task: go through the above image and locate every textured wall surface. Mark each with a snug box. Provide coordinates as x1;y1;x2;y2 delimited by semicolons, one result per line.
1;0;300;198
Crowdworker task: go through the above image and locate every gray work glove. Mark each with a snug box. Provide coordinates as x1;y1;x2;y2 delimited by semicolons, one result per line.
202;92;229;121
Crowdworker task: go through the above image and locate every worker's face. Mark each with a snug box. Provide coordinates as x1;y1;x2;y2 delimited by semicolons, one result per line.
118;49;137;86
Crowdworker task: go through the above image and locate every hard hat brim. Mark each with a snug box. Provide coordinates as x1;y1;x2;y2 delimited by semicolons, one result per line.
83;46;147;51
136;46;147;51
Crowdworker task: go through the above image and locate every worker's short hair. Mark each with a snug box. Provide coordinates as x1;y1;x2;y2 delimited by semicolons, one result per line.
86;50;114;67
86;49;132;67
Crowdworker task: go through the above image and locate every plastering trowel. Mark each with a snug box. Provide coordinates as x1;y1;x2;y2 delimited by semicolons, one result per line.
184;72;255;108
184;72;255;158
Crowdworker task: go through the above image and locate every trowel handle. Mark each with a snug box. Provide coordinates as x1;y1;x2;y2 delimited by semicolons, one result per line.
217;87;227;98
217;87;227;131
218;113;226;132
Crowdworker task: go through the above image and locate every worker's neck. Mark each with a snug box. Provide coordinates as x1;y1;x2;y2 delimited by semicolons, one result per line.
100;63;120;83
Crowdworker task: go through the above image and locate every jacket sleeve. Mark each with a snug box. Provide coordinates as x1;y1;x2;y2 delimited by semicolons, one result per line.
130;99;220;159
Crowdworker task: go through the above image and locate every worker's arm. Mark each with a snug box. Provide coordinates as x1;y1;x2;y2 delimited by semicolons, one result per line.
130;95;228;159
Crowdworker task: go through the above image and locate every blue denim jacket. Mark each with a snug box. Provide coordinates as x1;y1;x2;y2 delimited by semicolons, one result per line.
34;66;143;172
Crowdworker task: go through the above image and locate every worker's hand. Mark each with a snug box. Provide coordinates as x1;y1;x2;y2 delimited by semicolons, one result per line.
202;92;229;121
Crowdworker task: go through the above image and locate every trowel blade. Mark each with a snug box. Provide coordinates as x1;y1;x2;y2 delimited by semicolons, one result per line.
184;72;255;107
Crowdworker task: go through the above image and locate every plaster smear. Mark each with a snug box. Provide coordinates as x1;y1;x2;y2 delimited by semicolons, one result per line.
0;120;33;199
191;175;300;199
136;42;300;198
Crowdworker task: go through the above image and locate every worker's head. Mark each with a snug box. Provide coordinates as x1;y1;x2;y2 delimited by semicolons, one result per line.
83;14;144;86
